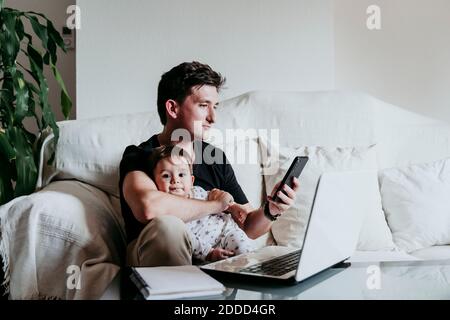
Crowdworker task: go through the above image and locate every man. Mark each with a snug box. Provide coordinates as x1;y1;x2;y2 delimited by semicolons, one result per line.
120;61;299;267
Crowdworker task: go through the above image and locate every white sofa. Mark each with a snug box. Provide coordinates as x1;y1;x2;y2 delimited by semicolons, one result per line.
1;91;450;300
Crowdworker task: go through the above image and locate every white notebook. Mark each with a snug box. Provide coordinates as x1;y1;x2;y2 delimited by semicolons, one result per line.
131;265;225;300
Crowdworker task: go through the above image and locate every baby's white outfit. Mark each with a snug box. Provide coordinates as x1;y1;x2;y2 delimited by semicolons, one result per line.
187;186;255;261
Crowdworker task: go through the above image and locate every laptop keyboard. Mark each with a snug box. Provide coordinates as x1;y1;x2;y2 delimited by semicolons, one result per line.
239;249;301;276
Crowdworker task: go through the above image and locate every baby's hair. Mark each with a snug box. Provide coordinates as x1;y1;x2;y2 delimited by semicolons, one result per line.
147;145;193;180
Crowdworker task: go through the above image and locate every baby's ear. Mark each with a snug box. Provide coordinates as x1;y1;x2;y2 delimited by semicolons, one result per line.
191;175;195;184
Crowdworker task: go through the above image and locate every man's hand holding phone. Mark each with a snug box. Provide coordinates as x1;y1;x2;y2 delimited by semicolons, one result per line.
265;156;308;220
266;177;300;219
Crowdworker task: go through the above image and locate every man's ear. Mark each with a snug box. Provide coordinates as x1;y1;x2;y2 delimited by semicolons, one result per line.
165;99;179;120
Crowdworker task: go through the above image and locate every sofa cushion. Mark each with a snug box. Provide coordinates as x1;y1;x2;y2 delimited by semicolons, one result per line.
53;112;163;197
216;91;450;171
260;141;396;251
380;158;450;252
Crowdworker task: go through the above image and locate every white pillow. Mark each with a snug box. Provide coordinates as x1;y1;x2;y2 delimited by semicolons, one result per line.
379;158;450;252
54;112;163;196
260;141;396;251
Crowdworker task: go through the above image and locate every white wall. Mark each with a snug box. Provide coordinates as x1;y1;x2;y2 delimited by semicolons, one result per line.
5;0;76;127
335;0;450;123
76;0;334;119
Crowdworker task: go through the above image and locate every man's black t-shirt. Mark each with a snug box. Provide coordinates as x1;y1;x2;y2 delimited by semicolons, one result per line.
119;135;249;243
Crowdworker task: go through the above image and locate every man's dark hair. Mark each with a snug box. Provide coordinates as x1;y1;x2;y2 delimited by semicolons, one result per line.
146;145;193;180
157;61;226;125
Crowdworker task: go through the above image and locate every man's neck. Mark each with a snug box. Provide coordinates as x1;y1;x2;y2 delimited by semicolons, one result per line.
157;127;196;161
156;128;173;146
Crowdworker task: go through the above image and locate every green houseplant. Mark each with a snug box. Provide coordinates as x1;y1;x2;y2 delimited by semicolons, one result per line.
0;0;72;205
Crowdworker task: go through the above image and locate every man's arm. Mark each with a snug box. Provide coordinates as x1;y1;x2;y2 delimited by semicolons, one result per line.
226;202;270;239
241;204;271;240
123;171;227;224
229;178;300;239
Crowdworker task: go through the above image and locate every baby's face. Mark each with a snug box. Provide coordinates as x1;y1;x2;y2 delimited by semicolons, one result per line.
153;157;193;197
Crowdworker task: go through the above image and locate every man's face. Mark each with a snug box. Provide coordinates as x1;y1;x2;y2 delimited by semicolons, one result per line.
176;85;219;140
153;157;194;197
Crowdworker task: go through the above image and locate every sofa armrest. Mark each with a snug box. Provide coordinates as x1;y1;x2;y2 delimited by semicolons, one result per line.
35;130;58;191
0;180;126;299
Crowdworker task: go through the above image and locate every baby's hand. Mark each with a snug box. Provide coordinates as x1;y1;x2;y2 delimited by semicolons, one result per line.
206;248;235;262
208;189;234;211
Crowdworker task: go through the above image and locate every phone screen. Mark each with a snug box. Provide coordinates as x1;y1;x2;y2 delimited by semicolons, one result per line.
272;156;308;203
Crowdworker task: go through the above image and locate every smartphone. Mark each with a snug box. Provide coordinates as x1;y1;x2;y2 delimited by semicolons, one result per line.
271;156;308;203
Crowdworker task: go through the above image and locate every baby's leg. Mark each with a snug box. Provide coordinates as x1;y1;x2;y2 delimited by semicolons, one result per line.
219;227;255;255
186;228;213;262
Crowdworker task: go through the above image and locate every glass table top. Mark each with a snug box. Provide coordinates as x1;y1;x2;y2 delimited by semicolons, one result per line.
215;259;450;300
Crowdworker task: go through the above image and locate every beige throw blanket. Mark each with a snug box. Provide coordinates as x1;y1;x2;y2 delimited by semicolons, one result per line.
0;181;126;299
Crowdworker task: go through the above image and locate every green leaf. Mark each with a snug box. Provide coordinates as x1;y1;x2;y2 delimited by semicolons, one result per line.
25;93;40;129
6;127;37;197
27;44;43;71
0;130;15;161
51;63;72;119
11;68;30;123
0;155;14;205
43;52;50;65
27;46;54;135
42;107;59;142
61;90;72;119
28;47;48;110
16;16;25;41
26;81;39;95
24;11;47;20
17;55;39;84
15;150;38;197
1;74;14;98
26;14;48;50
47;20;66;52
0;92;11;124
47;36;57;65
1;11;20;65
1;77;14;125
28;48;60;141
6;127;32;156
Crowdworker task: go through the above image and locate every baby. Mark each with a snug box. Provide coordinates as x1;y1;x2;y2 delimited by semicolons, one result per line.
146;145;255;262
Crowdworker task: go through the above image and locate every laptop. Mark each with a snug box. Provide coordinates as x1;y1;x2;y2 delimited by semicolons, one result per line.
201;170;377;283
